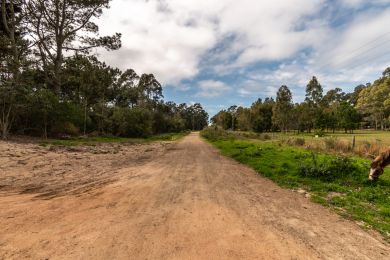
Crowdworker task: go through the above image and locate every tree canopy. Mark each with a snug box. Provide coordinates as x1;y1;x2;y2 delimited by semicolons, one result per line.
0;0;209;139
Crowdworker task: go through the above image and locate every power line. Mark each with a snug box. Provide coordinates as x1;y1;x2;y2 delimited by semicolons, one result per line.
330;39;390;69
339;48;390;71
315;31;390;71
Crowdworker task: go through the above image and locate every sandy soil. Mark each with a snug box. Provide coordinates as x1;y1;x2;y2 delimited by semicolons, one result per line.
0;133;389;259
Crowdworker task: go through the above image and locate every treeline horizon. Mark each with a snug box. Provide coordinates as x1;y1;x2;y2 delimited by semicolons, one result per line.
212;67;390;134
0;0;208;139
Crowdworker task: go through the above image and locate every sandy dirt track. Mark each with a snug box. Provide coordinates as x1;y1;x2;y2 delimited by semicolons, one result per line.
0;132;389;259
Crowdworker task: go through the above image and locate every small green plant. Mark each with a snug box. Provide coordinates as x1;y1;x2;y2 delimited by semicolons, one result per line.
261;133;272;140
324;137;337;150
201;127;231;141
284;137;305;146
299;153;361;181
314;129;325;137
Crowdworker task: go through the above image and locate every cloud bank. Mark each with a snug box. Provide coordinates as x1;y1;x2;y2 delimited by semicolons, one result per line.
97;0;390;112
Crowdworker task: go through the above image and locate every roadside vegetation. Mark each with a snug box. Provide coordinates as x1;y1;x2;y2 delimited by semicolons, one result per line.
202;128;390;239
39;131;190;147
0;1;208;140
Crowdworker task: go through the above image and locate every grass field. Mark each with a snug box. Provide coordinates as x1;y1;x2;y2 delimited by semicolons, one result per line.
202;128;390;239
226;130;390;159
39;131;190;147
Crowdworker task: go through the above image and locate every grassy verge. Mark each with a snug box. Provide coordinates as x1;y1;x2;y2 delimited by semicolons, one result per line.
201;128;390;239
40;131;190;146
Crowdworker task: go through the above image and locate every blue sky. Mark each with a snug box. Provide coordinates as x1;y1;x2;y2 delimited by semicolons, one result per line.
98;0;390;116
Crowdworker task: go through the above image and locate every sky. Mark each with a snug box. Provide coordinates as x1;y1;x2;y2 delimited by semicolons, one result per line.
97;0;390;116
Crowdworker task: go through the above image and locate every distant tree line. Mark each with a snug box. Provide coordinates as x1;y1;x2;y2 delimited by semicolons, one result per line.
0;0;208;139
212;68;390;133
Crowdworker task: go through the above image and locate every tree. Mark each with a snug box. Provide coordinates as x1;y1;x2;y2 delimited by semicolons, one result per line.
61;55;118;134
382;67;390;78
356;79;390;130
294;103;312;133
304;76;324;131
305;76;323;105
187;103;209;130
250;98;274;132
211;110;232;130
137;74;163;108
0;0;29;139
236;106;251;131
227;105;238;130
26;0;121;94
273;85;293;132
336;102;360;133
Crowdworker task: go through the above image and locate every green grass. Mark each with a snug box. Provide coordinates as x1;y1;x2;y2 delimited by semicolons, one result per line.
40;131;190;146
202;130;390;239
264;130;390;147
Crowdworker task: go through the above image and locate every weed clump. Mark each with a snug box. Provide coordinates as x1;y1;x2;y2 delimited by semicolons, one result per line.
314;129;325;137
299;153;360;181
323;137;352;153
284;137;305;146
261;133;272;140
201;127;230;141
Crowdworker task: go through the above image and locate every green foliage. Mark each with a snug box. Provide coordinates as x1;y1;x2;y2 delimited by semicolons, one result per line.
284;137;305;146
299;154;361;181
305;76;323;105
314;129;325;137
111;107;153;138
201;127;231;141
273;85;293;132
1;1;210;140
203;131;390;239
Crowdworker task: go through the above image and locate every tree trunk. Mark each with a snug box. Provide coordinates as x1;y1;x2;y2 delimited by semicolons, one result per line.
84;98;87;136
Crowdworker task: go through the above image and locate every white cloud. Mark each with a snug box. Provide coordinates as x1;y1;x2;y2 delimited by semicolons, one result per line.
97;0;217;84
237;80;279;98
339;0;390;8
313;8;390;71
98;0;328;84
196;80;232;98
96;0;390;103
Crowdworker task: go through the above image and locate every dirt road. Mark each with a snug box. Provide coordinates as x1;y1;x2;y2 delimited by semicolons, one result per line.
1;133;389;259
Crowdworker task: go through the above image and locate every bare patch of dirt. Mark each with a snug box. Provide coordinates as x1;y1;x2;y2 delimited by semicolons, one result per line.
0;140;169;199
0;133;389;259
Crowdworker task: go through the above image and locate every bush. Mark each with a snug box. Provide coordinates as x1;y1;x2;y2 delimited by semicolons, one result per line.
111;107;153;138
51;122;80;137
299;153;360;181
323;137;352;153
201;127;230;141
284;137;305;146
324;137;337;150
261;133;272;140
314;129;325;137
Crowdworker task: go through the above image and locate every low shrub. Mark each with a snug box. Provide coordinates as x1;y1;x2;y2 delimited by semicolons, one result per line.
324;137;337;150
299;153;361;181
284;137;305;146
314;129;325;137
201;127;230;141
51;121;80;137
355;141;384;158
261;133;272;140
323;137;352;153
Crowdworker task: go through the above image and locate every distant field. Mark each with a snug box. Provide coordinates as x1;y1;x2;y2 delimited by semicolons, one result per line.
284;130;390;145
228;130;390;158
202;128;390;239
